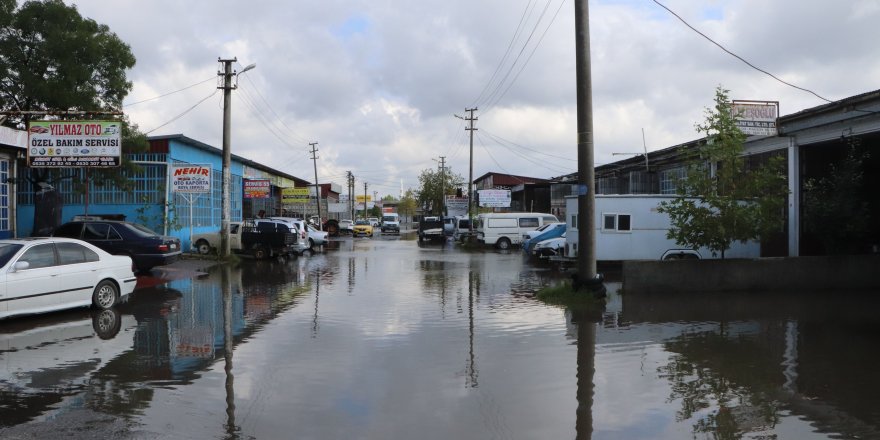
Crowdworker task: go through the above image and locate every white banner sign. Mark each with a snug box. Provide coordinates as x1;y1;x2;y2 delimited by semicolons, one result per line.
171;164;212;193
446;196;469;217
478;189;511;208
328;202;348;213
732;101;778;136
28;120;122;167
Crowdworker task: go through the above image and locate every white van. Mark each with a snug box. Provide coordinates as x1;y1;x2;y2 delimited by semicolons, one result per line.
474;212;559;249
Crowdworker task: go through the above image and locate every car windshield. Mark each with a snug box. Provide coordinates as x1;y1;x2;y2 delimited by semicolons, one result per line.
0;243;23;267
355;220;370;225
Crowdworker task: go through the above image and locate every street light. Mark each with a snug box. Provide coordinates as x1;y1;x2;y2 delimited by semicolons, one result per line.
219;58;256;257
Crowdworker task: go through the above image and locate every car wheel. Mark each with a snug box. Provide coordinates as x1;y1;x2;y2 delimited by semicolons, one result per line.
253;246;267;260
496;238;511;250
92;308;122;340
92;280;119;309
196;239;212;255
308;238;315;250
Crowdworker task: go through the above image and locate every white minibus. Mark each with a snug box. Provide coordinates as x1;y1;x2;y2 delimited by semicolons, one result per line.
474;212;559;249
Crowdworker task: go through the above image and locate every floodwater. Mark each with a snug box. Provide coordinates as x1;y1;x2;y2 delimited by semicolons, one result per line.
1;234;879;439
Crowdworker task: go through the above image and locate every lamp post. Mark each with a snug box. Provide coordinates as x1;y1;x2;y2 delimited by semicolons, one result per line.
219;58;256;257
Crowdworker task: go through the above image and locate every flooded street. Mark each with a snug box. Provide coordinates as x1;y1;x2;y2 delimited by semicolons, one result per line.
2;234;879;439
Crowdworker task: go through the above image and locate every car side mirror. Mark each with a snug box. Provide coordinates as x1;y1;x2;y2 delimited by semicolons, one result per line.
11;261;30;272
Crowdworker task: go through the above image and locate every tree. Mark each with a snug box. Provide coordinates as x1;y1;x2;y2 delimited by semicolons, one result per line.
416;166;464;216
657;86;788;258
398;189;417;223
0;0;144;234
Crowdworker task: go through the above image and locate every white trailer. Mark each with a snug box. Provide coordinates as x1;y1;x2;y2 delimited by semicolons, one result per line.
562;195;760;260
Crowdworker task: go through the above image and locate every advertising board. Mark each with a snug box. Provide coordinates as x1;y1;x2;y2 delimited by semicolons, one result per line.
170;164;211;193
732;100;779;136
478;189;511;208
282;187;310;203
27;120;122;167
244;179;271;198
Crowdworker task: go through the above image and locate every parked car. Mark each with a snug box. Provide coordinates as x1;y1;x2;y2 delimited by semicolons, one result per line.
0;237;137;320
368;217;380;227
268;217;327;249
352;219;374;237
52;220;181;273
532;233;566;259
338;219;354;235
253;218;309;254
522;222;566;254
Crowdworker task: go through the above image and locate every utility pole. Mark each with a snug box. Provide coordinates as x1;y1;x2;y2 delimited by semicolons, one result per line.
347;171;354;220
439;156;446;216
363;182;368;219
310;142;323;230
465;108;477;229
574;1;604;296
217;58;255;258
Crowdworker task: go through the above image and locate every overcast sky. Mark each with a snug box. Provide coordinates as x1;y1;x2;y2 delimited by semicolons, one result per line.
69;0;879;198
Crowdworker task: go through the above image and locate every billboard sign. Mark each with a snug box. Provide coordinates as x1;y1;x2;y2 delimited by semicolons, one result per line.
446;196;469;217
244;179;271;198
170;164;212;193
27;120;122;167
731;101;778;136
282;187;310;203
478;189;511;208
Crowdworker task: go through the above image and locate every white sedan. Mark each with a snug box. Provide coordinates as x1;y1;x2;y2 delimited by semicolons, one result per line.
0;237;137;320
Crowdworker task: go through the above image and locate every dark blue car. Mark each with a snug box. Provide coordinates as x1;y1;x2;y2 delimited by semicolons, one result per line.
52;220;181;273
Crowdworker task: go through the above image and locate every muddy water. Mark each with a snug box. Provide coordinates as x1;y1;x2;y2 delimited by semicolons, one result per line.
1;236;878;439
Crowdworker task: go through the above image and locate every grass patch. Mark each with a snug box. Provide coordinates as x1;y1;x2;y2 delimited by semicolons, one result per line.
536;280;607;308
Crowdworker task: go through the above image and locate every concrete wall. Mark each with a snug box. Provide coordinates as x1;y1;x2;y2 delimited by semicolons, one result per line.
622;255;880;294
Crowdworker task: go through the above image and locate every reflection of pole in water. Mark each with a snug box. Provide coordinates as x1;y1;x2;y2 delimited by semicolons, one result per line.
347;256;355;295
312;268;321;338
222;265;237;436
466;270;479;388
571;306;600;440
782;320;799;394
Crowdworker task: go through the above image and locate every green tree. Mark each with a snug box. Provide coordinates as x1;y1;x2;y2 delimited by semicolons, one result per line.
657;86;788;258
416;166;464;216
0;0;145;234
398;189;417;222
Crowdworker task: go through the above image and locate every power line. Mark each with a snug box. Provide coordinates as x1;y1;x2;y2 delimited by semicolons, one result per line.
145;89;219;134
478;0;558;112
652;0;833;103
482;0;567;115
476;131;573;174
469;0;537;108
123;76;215;107
481;128;575;161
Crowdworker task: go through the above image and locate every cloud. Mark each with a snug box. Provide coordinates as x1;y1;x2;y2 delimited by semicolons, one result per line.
70;0;879;194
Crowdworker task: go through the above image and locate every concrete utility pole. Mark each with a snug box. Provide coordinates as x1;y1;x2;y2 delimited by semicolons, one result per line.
347;171;354;220
574;1;604;295
217;58;255;257
363;182;368;219
434;156;446;216
310;142;323;230
457;108;478;229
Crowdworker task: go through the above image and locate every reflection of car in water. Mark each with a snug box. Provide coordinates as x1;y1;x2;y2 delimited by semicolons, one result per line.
0;307;135;418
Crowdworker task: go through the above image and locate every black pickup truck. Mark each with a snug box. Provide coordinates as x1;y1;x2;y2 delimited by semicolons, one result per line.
240;221;301;259
417;217;446;242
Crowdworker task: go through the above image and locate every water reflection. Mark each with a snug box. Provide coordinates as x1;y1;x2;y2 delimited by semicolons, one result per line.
603;289;880;439
2;240;879;439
